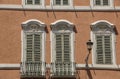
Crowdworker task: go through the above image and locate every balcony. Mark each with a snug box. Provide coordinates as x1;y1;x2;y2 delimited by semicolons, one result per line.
51;62;76;78
20;61;46;78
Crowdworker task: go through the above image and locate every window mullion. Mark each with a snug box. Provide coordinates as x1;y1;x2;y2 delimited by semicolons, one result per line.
62;34;64;62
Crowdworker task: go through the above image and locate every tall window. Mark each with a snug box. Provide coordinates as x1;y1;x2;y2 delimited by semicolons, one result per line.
51;20;75;77
21;19;46;77
91;20;116;66
94;0;109;6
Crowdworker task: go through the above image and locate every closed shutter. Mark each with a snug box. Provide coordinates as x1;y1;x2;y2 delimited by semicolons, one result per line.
26;33;41;62
96;35;112;64
103;0;109;5
55;34;70;62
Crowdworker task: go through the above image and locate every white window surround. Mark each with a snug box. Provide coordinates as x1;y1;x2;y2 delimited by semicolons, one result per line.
90;20;116;67
22;0;45;7
21;19;46;63
90;0;113;8
50;20;75;63
50;0;73;7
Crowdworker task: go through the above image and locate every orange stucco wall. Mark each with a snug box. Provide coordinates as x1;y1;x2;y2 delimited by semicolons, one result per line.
0;0;120;79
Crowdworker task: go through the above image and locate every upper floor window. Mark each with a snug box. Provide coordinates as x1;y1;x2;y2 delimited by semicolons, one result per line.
91;20;116;66
21;19;46;78
50;20;76;77
23;0;44;6
52;0;73;6
92;0;113;7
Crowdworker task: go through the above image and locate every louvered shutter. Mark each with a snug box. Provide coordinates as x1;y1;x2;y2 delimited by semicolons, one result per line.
55;34;70;62
26;34;33;62
64;34;70;62
104;36;112;64
103;0;109;5
96;36;104;64
96;35;112;64
56;34;62;62
34;34;41;62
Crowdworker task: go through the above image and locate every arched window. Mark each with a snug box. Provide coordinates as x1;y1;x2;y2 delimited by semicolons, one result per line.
50;20;75;77
21;19;46;78
91;20;116;66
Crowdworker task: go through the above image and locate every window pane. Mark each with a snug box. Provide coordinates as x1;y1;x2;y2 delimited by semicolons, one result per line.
95;0;101;5
63;0;69;5
35;0;41;5
55;0;61;5
26;0;33;4
103;0;109;5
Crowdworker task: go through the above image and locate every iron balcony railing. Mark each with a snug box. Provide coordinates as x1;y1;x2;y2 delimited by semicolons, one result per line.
20;61;46;78
51;62;76;77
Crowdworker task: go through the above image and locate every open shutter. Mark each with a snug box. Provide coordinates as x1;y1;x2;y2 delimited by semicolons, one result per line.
96;36;104;64
104;36;112;64
26;34;33;62
64;34;70;62
34;34;41;62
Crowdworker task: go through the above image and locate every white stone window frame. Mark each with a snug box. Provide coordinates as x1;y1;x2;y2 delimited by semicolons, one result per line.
50;20;75;63
90;0;113;8
51;0;73;7
21;19;46;63
90;20;116;67
22;0;45;7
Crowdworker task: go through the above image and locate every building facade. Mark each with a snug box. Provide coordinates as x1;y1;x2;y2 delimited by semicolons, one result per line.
0;0;120;79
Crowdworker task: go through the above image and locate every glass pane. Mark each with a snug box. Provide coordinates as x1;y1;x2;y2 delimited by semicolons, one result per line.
95;0;101;5
55;0;61;5
103;0;109;5
35;0;41;5
63;0;69;5
26;0;33;4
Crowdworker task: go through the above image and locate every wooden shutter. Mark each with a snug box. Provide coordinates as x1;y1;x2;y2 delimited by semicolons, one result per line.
104;36;112;64
56;34;62;62
26;34;33;62
96;35;112;64
26;33;41;62
55;34;70;62
34;34;41;62
96;36;104;64
63;34;70;62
